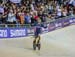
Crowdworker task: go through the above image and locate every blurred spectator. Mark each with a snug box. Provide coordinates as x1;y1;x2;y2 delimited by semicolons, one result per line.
7;8;17;24
25;13;31;24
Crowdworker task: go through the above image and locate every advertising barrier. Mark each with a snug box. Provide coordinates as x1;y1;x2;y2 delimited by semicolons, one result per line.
27;27;34;36
0;16;75;38
0;28;27;38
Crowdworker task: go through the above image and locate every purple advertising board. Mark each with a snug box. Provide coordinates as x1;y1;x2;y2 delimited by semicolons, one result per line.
41;23;49;33
48;22;56;32
62;19;70;27
0;28;27;38
69;17;75;24
27;27;34;36
54;20;63;29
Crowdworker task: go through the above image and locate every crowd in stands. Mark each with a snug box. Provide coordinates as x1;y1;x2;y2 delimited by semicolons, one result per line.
0;0;75;25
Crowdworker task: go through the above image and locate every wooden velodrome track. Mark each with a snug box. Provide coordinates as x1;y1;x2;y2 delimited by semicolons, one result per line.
0;25;75;57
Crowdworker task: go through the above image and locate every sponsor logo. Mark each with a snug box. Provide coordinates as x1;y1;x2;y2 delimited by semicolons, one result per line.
63;21;70;26
55;23;62;27
69;20;73;23
10;29;26;37
0;30;7;37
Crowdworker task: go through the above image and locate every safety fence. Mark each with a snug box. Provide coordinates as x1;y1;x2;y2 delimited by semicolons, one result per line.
0;16;75;38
